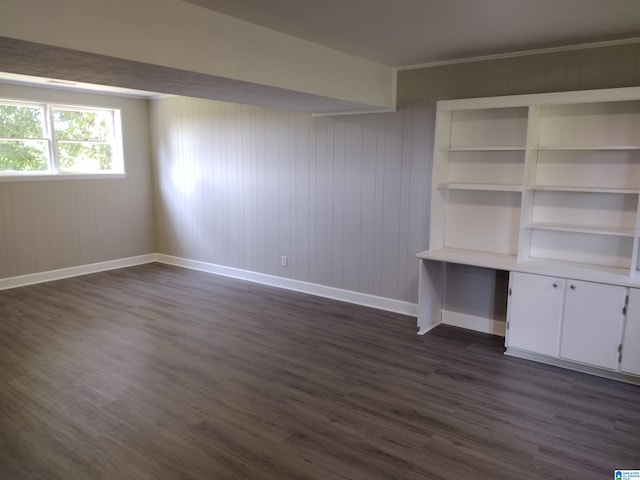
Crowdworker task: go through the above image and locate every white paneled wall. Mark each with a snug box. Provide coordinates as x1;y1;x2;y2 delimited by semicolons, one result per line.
0;84;154;279
151;97;431;303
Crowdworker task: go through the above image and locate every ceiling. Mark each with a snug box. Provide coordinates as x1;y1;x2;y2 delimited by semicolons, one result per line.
183;0;640;66
2;0;638;113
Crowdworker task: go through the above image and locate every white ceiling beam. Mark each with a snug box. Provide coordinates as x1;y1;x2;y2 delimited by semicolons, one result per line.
0;0;395;111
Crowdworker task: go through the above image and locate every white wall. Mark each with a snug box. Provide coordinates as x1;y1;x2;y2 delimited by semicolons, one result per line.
151;97;429;303
0;83;154;278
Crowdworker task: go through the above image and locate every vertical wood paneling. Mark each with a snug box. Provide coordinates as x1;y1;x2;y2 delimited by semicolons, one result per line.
277;111;291;277
151;42;640;305
332;118;345;289
380;113;403;299
603;44;638;88
0;189;9;275
0;187;15;274
11;186;38;273
312;116;327;284
373;115;386;296
342;117;364;293
397;108;413;299
151;97;432;302
358;115;379;295
293;112;311;281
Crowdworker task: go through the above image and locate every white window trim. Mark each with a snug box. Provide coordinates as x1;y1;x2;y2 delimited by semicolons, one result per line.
0;99;126;180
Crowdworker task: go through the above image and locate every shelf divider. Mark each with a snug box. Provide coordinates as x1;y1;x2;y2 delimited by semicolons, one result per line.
448;146;526;152
439;182;523;192
534;145;640;151
524;222;635;237
531;185;640;194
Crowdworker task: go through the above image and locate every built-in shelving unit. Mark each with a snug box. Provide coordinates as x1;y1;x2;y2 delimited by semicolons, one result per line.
422;87;640;285
430;106;527;260
417;86;640;382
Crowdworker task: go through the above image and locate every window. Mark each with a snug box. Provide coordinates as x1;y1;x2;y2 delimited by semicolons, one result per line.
0;100;124;177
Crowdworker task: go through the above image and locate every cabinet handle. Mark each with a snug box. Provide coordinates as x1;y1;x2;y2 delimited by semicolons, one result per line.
552;283;558;288
570;284;576;290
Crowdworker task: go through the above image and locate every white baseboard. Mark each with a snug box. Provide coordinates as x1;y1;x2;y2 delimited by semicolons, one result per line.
0;254;157;291
441;310;506;337
155;254;418;317
417;322;440;335
0;253;418;318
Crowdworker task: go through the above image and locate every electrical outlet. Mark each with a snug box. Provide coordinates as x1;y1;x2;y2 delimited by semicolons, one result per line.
281;255;288;267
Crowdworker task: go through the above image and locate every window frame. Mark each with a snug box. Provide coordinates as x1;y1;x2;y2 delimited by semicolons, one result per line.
0;99;125;181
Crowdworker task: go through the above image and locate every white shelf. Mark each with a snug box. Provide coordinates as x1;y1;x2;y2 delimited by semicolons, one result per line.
534;146;640;151
417;248;518;271
448;146;526;152
439;182;523;192
531;185;639;194
416;249;635;286
524;222;635;237
517;258;633;286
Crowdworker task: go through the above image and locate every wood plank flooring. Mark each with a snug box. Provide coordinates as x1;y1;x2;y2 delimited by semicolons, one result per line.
0;263;638;479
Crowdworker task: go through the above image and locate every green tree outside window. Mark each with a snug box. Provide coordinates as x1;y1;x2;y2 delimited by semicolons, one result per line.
0;104;48;171
53;109;114;171
0;102;119;174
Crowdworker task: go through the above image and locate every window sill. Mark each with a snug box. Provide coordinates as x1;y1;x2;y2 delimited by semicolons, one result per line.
0;173;127;182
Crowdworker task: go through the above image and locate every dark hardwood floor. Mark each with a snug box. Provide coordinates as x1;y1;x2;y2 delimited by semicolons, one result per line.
0;263;638;479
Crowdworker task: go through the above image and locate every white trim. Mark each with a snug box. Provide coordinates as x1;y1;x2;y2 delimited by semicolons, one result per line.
417;321;440;336
155;254;418;317
0;254;156;290
441;310;506;337
0;173;127;182
0;253;418;317
436;86;640;111
312;107;396;117
396;37;640;71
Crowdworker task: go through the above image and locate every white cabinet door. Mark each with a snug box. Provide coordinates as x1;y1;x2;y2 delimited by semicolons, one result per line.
621;288;640;376
507;272;564;356
560;280;626;370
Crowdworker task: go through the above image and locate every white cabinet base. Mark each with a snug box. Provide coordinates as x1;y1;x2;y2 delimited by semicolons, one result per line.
505;347;640;386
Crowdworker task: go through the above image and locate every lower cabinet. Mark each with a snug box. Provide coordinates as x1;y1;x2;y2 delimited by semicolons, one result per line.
559;280;625;370
507;272;564;357
507;272;637;377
